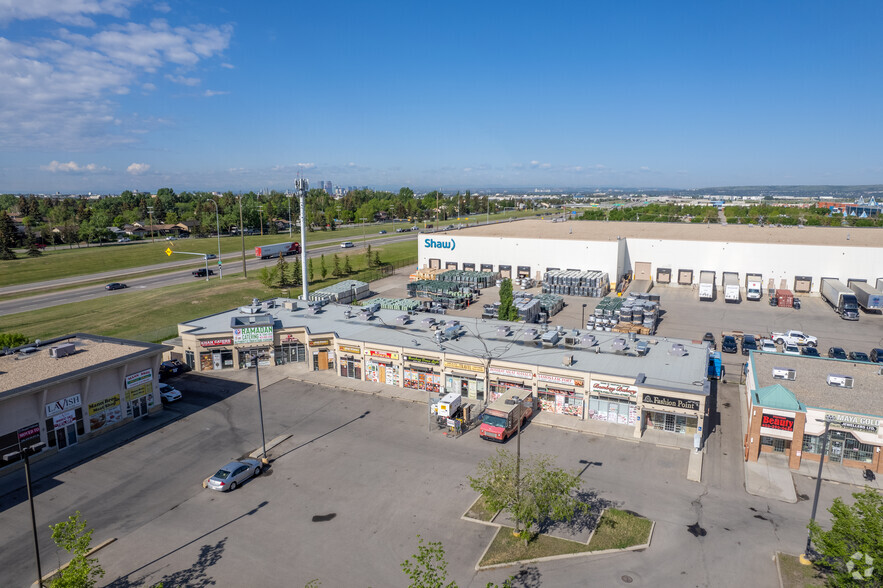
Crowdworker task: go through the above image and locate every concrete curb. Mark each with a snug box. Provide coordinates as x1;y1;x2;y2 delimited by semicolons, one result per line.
249;433;293;459
775;552;785;588
32;537;117;588
460;495;502;527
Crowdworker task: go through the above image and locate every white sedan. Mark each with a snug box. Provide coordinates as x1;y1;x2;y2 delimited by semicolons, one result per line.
340;241;354;248
159;383;182;403
783;344;801;356
760;339;777;353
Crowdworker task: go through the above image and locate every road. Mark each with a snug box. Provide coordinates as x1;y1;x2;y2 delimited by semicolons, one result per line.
0;365;865;588
0;233;417;316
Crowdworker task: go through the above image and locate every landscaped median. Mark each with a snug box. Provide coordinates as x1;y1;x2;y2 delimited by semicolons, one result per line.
463;495;654;570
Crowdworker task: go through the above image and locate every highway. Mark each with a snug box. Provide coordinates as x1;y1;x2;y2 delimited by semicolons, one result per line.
0;233;418;316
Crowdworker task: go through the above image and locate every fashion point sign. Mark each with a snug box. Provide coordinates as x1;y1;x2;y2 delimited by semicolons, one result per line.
424;237;455;251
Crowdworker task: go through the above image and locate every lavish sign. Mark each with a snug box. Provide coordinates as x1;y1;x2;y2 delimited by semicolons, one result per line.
200;338;233;347
125;369;153;389
642;394;700;412
45;393;82;417
761;414;795;432
489;367;533;379
591;380;637;397
539;374;584;387
233;326;274;345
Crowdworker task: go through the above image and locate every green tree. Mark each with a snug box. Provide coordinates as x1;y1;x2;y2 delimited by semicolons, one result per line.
468;449;588;543
319;254;327;280
498;279;516;321
366;243;373;267
0;332;29;348
292;257;303;287
48;511;105;588
332;253;341;277
0;210;17;259
809;487;883;586
276;253;290;290
258;266;280;289
343;255;352;275
26;232;42;257
402;535;512;588
373;250;382;268
308;258;314;281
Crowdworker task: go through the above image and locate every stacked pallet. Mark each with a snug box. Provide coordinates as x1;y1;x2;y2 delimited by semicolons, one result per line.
438;270;497;288
534;293;565;317
414;267;448;281
542;270;610;297
309;280;370;304
362;297;421;311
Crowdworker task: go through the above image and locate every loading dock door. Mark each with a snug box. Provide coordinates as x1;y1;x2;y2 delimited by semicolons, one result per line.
656;268;672;284
517;266;531;278
793;276;812;293
634;262;651;281
499;265;512;279
429;258;441;269
678;269;693;285
446;262;458;270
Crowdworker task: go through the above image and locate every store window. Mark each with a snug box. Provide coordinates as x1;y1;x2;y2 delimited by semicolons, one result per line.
803;432;874;463
538;387;583;418
589;396;637;425
403;368;440;393
275;343;306;365
489;381;530;402
340;358;362;380
239;349;271;368
366;361;399;386
446;375;485;401
645;411;696;434
761;437;788;453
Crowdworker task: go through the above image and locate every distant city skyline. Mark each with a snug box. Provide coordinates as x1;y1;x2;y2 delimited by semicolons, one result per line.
2;1;882;193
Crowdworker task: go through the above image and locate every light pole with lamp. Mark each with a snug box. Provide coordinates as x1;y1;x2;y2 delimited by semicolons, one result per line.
205;199;222;279
287;192;293;239
249;350;268;462
360;218;368;246
257;205;264;237
4;442;47;588
802;419;832;563
505;394;525;536
147;206;155;243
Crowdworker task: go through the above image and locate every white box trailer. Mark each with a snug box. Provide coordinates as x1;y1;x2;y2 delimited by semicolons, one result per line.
698;271;715;301
847;280;883;311
723;272;740;303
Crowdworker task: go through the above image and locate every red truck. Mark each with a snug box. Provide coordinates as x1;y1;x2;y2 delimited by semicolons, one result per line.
255;241;301;259
479;389;534;442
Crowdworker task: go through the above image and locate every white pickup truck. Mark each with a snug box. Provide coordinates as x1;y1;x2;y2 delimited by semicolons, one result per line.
770;330;818;347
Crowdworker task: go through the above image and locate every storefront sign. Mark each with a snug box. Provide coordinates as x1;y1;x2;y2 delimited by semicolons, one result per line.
642;393;700;412
45;393;82;417
405;355;440;366
200;338;233;347
309;339;332;347
52;410;77;429
539;374;584;387
761;414;795;432
17;424;41;445
825;413;879;433
489;367;533;379
445;361;484;373
590;380;637;397
87;395;123;431
368;350;400;360
338;345;362;354
126;383;152;402
125;369;153;389
233;325;274;344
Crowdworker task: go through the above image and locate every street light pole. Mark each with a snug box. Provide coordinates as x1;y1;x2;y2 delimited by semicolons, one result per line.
4;443;46;588
147;207;155;243
804;420;832;560
238;194;247;278
206;199;222;279
287;192;293;239
514;395;523;536
360;218;367;246
258;205;264;237
251;352;268;461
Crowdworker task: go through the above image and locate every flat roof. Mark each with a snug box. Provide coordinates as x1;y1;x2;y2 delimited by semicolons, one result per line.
752;351;883;417
0;334;170;398
181;299;709;396
435;219;879;248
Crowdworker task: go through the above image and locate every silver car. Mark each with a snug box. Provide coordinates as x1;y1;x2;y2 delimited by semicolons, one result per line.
207;459;263;492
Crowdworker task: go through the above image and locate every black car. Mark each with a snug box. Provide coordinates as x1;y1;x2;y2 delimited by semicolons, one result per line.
192;268;215;277
849;351;871;363
740;335;758;356
721;335;738;354
702;332;715;349
159;359;189;377
828;347;847;360
105;282;127;290
870;348;883;363
800;346;820;357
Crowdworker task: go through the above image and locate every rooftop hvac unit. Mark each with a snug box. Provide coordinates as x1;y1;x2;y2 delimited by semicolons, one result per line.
635;341;649;356
634;372;647;384
541;331;560;346
669;343;687;357
826;374;854;388
562;354;574;366
496;326;510;337
772;367;797;381
283;300;299;311
611;338;627;351
49;343;76;358
443;325;459;340
396;314;409;326
343;309;352;319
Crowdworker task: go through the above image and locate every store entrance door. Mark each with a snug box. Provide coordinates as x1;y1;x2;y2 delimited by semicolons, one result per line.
56;424;77;450
829;439;843;463
131;395;149;419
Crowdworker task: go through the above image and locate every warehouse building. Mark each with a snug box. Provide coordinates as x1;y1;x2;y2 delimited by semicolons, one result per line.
167;298;711;444
419;220;883;294
0;334;170;473
745;351;882;474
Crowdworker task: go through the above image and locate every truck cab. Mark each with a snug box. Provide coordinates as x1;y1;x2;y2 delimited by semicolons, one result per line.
707;351;723;380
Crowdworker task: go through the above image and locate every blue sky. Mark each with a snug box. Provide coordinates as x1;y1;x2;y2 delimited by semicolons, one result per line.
2;1;882;193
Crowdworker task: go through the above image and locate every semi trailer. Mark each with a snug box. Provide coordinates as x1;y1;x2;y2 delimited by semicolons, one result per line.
819;278;860;321
847;280;883;312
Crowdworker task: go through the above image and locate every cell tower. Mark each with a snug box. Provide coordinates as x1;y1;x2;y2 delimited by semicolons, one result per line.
295;177;309;300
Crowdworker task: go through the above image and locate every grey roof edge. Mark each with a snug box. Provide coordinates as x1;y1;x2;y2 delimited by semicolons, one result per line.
1;333;171;400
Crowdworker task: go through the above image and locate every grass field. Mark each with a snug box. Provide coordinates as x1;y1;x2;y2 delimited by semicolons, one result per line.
585;509;653;551
479;527;592;567
0;241;417;343
777;553;827;588
0;209;544;289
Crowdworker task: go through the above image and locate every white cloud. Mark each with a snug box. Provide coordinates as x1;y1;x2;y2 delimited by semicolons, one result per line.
220;62;234;69
165;74;200;86
0;0;137;26
127;162;150;174
203;89;228;97
0;19;232;149
153;2;171;13
41;160;108;172
297;162;315;169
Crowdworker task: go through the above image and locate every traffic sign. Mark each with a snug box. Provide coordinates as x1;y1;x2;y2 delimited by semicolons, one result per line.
165;247;172;256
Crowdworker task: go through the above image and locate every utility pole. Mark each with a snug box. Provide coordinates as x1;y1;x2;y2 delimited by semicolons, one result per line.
147;206;155;243
360;218;368;246
258;205;264;237
287;192;293;239
4;443;46;588
238;193;247;278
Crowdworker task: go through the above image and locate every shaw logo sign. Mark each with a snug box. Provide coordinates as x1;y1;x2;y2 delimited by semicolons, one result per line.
424;238;455;251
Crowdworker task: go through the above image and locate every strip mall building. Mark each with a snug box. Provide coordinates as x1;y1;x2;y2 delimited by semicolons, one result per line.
746;351;883;473
166;298;711;444
0;334;169;473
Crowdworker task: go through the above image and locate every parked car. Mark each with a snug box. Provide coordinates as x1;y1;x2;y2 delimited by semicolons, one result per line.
192;268;215;277
165;235;178;241
828;347;848;360
800;346;820;357
783;344;801;356
206;459;263;492
159;383;182;404
105;282;127;290
741;335;758;356
160;359;188;377
849;351;871;363
721;335;738;354
117;237;131;243
340;241;354;248
870;348;883;363
378;230;387;234
760;339;777;353
702;332;715;349
396;228;404;232
205;253;217;259
411;226;419;231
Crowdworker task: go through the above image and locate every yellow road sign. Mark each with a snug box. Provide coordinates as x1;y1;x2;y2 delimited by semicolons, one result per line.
165;247;173;256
